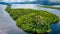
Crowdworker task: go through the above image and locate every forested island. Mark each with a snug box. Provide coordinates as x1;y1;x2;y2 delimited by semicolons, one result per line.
40;6;60;10
5;6;59;34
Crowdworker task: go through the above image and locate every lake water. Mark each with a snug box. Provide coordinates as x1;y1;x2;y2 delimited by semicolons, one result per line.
0;4;60;34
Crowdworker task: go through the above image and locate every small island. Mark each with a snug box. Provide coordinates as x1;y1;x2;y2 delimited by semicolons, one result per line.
5;6;59;34
40;6;60;10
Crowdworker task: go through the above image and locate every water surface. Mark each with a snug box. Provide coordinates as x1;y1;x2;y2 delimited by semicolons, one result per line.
0;4;60;34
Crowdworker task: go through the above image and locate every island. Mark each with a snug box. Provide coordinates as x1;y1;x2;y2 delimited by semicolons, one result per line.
5;6;59;34
40;6;60;10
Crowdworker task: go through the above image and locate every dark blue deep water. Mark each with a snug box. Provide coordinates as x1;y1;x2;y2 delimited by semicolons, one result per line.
0;1;60;5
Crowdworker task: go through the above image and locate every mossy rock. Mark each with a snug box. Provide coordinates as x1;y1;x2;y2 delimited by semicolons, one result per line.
5;6;59;34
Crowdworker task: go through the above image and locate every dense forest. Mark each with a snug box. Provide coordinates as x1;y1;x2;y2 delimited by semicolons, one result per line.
5;6;59;34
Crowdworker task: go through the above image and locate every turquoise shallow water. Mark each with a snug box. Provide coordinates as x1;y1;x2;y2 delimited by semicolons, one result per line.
0;4;60;34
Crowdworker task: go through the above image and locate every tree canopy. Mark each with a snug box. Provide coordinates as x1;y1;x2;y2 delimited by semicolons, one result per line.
5;6;59;34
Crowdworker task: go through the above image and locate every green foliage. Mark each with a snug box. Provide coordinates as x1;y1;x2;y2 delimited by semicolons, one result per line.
5;6;36;20
5;6;59;34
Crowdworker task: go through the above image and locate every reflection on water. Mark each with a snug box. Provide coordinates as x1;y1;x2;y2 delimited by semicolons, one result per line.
11;4;37;9
0;4;60;34
0;4;28;34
